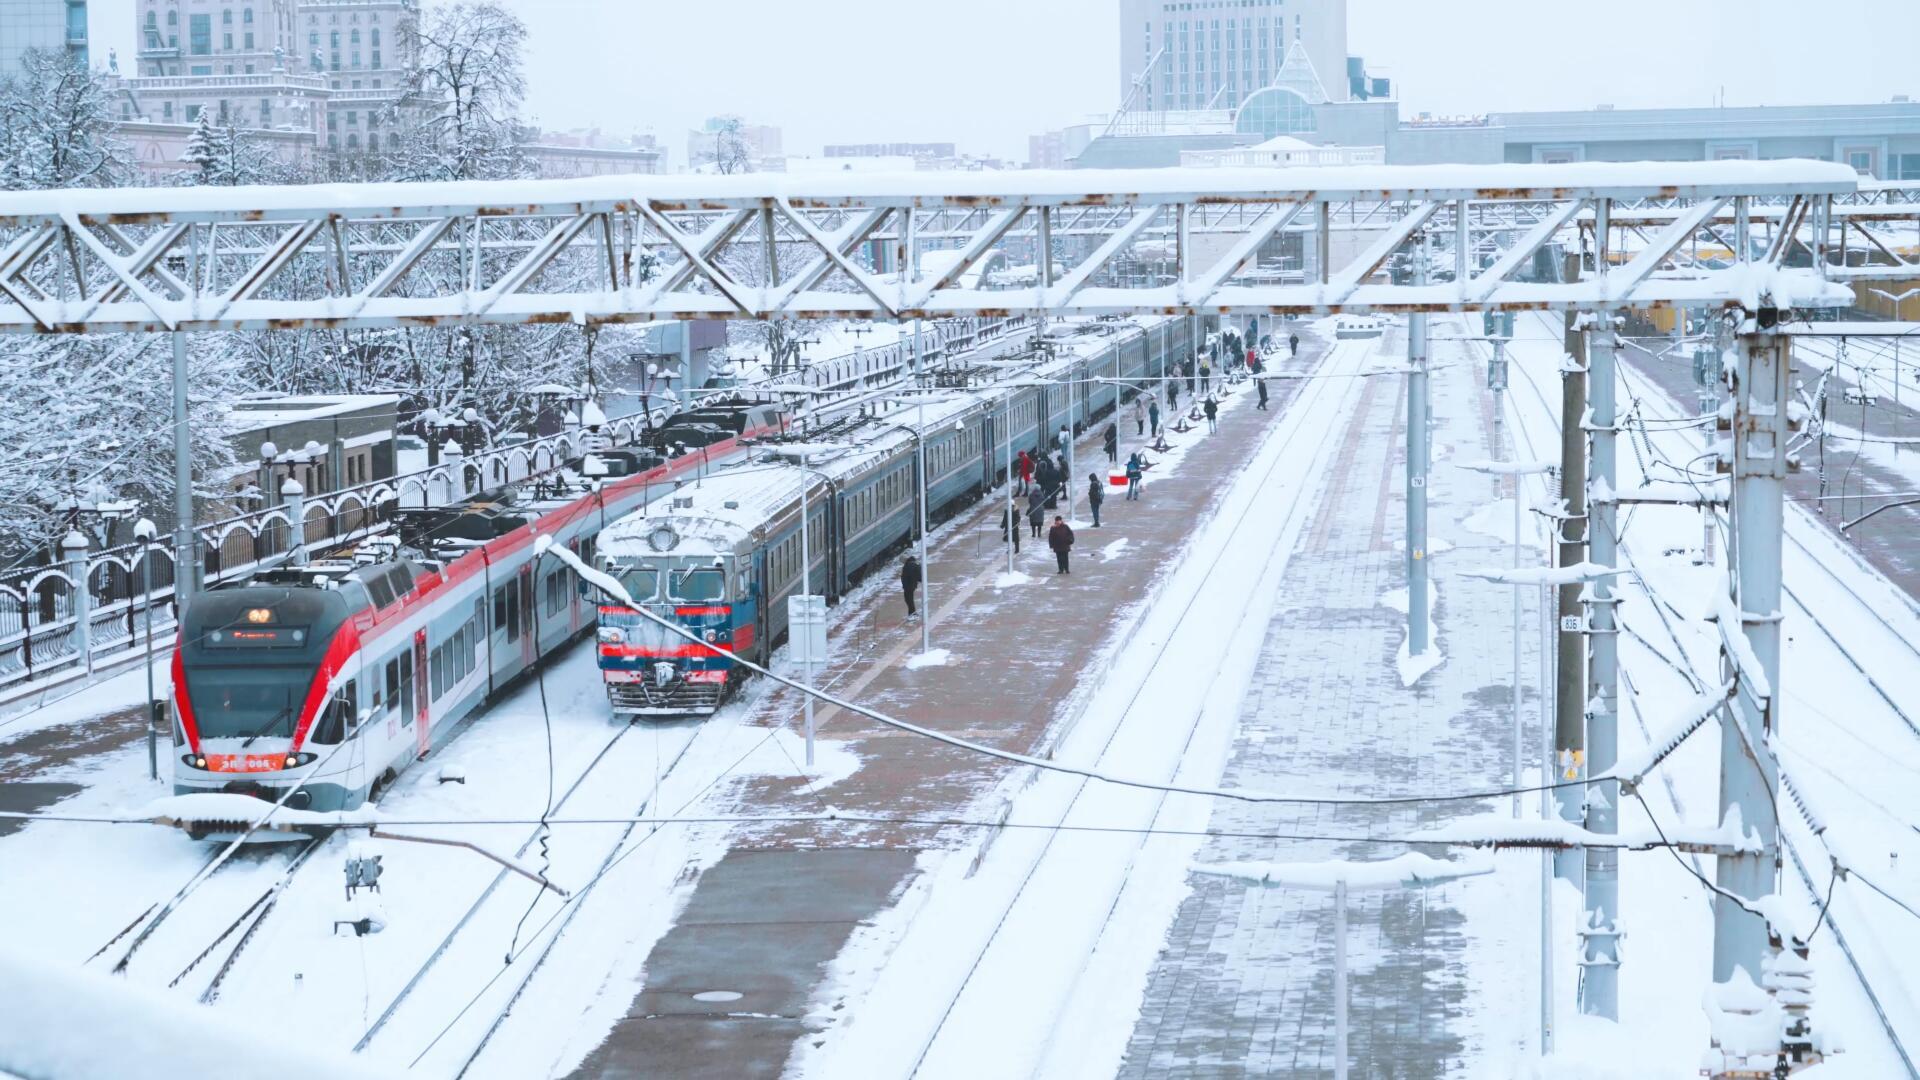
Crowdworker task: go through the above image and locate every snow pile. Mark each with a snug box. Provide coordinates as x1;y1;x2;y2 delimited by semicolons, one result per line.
992;571;1033;589
903;648;952;671
1709;590;1774;701
1462;498;1538;547
1380;582;1442;686
1099;538;1131;561
0;945;399;1079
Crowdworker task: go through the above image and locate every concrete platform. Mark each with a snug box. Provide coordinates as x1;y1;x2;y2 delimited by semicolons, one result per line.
569;337;1329;1078
1118;315;1546;1076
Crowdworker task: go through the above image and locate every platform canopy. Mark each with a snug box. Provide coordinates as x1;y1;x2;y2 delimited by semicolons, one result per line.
0;161;1874;333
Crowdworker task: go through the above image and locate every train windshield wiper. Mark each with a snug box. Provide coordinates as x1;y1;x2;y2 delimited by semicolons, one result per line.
238;704;295;747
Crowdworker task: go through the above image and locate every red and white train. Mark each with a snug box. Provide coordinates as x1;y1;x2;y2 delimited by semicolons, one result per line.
168;403;783;819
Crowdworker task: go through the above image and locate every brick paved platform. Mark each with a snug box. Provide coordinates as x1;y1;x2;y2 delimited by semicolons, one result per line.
570;333;1336;1078
1117;316;1547;1077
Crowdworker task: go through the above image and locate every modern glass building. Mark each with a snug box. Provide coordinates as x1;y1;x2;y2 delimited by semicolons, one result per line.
0;0;88;75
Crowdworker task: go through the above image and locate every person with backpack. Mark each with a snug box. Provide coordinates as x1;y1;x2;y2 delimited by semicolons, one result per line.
1086;472;1106;528
1027;489;1046;538
1125;452;1143;500
1048;515;1075;575
1288;332;1300;358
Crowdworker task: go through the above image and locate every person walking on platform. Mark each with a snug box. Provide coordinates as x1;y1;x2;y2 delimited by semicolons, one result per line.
1086;473;1105;528
1199;357;1212;394
1256;376;1269;411
1247;344;1259;372
1184;357;1196;394
1132;396;1146;436
901;555;921;617
1027;489;1045;538
1048;516;1075;575
1125;452;1144;500
1167;377;1181;412
1148;398;1162;437
1203;395;1219;432
1057;424;1071;462
1288;332;1300;359
1016;449;1033;496
1000;504;1020;553
1102;422;1118;465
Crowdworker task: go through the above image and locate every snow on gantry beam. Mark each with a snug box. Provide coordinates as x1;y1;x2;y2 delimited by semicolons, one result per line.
0;161;1862;333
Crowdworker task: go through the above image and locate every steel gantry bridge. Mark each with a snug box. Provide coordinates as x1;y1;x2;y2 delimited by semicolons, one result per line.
0;160;1902;333
0;161;1900;1062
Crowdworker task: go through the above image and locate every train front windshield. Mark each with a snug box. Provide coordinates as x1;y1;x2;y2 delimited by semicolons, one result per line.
185;666;308;740
669;567;725;601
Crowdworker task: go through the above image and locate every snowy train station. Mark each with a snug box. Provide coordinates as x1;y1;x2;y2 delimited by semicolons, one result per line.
5;3;1920;1079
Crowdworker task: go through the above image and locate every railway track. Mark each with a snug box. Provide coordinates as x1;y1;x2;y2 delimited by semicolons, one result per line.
1502;312;1919;1075
899;341;1370;1077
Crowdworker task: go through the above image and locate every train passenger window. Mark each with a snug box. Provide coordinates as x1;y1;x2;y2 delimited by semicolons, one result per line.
400;651;414;718
493;587;507;632
431;645;445;699
385;657;400;714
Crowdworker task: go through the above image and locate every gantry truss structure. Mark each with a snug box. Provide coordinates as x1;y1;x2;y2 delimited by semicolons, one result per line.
0;161;1901;334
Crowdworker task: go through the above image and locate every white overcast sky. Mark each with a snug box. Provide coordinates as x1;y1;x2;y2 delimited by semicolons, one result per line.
93;0;1920;163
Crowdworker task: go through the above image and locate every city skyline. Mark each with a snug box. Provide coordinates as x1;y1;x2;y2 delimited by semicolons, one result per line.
73;0;1920;162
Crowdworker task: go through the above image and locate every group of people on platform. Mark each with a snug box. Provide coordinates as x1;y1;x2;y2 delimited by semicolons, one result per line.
902;324;1307;605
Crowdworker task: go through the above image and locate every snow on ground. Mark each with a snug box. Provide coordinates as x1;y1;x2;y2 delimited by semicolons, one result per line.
1380;580;1443;686
903;648;953;671
992;570;1033;589
791;337;1372;1079
1098;538;1131;561
1464;497;1540;547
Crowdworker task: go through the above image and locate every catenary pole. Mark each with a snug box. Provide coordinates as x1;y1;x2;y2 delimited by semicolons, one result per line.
1581;307;1621;1019
171;332;195;603
1554;254;1588;882
1406;239;1431;654
799;451;815;768
1713;328;1789;984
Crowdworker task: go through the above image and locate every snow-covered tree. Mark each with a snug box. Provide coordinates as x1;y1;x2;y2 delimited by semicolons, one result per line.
0;49;129;190
701;116;754;175
384;1;531;183
179;113;282;186
0;336;241;555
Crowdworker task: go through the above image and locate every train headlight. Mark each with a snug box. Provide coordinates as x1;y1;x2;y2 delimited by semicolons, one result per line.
284;755;300;769
704;628;718;643
182;754;208;769
598;627;625;644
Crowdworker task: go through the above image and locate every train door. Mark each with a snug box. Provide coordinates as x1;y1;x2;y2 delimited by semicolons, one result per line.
517;565;536;666
412;629;429;758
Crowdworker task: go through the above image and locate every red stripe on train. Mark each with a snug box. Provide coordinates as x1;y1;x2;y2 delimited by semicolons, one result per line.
290;619;362;751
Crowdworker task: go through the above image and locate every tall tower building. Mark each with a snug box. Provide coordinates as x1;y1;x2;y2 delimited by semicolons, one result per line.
0;0;89;75
1117;0;1347;113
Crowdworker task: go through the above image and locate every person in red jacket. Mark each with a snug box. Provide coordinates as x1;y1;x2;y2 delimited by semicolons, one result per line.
1048;516;1075;575
1016;449;1034;496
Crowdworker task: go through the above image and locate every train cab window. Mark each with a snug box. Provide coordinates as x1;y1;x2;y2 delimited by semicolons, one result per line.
312;683;355;744
366;574;395;609
619;567;657;602
672;567;724;601
387;565;413;598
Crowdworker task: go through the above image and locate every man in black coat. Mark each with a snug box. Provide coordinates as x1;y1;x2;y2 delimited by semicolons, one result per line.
1035;455;1058;508
1000;504;1020;552
1048;516;1075;574
1102;422;1118;465
900;555;921;616
1086;473;1106;528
